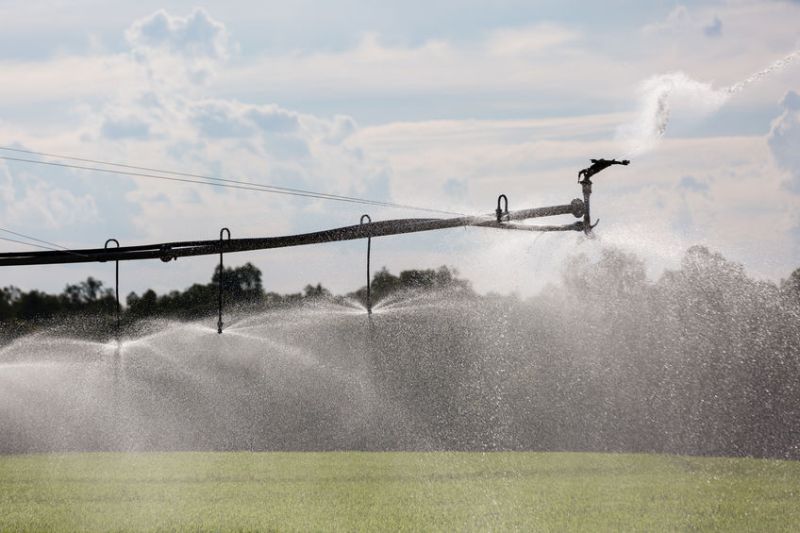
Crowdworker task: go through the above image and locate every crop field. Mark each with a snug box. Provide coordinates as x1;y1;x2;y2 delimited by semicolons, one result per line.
0;451;798;532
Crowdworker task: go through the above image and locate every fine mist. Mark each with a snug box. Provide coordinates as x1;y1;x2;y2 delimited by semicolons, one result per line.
1;245;798;459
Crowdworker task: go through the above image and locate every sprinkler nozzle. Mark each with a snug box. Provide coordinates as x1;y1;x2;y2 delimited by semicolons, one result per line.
578;158;629;183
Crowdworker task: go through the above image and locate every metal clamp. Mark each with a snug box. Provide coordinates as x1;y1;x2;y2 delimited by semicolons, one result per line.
159;244;176;262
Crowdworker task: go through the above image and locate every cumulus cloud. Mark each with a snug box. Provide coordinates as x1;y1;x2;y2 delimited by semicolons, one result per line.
643;5;723;38
767;89;800;192
678;175;710;195
643;5;692;34
92;87;383;238
486;24;578;57
0;163;98;230
703;17;723;38
101;116;151;140
126;8;231;86
126;8;229;60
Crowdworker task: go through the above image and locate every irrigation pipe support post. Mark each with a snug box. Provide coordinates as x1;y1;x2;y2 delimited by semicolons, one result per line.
103;238;120;339
218;228;231;334
577;158;629;235
360;214;372;314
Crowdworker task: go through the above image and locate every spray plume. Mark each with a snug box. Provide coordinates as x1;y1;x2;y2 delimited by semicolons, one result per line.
618;49;800;156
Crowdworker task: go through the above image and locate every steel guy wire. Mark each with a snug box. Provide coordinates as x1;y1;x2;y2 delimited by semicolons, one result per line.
0;147;466;216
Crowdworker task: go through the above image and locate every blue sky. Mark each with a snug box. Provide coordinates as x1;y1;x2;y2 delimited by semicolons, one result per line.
1;1;799;297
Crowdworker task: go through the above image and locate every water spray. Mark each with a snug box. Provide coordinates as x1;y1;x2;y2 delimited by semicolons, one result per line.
620;49;800;156
103;237;122;437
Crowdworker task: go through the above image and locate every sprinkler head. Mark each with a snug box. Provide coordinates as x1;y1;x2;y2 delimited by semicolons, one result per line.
578;158;629;183
217;320;223;334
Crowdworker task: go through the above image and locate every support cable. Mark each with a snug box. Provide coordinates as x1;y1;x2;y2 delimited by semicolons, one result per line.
0;226;81;252
0;236;67;252
0;235;94;258
0;147;465;216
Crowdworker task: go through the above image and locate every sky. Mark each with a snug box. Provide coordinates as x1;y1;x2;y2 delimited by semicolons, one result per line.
0;0;799;298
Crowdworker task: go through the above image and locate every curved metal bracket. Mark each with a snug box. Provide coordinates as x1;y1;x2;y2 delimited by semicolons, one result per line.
104;239;120;337
218;227;231;334
360;215;372;315
496;194;509;223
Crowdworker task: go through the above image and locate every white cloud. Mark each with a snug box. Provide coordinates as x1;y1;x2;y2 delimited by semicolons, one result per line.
126;8;232;87
642;5;693;35
0;162;98;231
126;8;230;60
767;89;800;192
642;5;723;39
485;23;578;57
217;26;633;106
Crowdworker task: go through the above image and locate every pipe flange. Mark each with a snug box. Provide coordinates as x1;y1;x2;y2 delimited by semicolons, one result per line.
160;244;176;262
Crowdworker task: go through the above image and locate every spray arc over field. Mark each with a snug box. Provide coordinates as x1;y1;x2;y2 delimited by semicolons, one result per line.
2;242;799;459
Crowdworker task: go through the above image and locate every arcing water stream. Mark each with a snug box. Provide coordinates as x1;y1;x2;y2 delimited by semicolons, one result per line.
617;49;800;156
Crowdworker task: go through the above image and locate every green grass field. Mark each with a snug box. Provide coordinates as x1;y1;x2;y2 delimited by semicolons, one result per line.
0;451;798;532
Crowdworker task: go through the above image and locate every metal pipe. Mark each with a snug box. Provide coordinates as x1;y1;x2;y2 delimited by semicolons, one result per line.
576;158;629;235
217;228;230;334
360;214;372;314
104;238;120;337
0;201;585;267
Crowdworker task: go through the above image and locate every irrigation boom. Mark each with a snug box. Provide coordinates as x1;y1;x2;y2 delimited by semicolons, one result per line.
0;201;585;267
0;158;627;330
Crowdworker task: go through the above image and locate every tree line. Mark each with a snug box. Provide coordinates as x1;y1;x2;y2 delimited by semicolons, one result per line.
0;263;470;325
